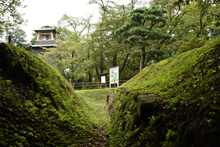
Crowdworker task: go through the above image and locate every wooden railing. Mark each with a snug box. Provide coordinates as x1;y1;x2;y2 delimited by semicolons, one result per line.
69;80;128;90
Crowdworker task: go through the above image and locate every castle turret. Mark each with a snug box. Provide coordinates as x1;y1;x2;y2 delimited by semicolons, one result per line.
32;26;57;56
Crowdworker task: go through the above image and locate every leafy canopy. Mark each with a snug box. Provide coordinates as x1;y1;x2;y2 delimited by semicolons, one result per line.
115;5;172;71
115;6;171;46
0;0;26;35
6;25;28;47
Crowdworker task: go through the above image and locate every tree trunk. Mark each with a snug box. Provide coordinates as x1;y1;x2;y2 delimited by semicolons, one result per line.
153;55;159;62
87;49;91;84
100;55;104;73
144;57;150;67
140;46;146;71
88;70;92;85
113;52;117;66
120;53;130;73
96;65;100;81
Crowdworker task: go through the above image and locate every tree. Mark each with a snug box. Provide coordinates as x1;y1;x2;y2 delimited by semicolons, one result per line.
58;14;92;42
0;0;25;36
6;26;28;48
38;15;93;83
115;6;172;71
149;0;187;56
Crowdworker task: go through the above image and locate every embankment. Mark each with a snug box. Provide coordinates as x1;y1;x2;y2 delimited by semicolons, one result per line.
0;43;104;146
107;37;220;147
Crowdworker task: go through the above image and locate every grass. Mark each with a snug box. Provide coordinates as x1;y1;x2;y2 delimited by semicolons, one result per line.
122;37;219;100
75;88;114;128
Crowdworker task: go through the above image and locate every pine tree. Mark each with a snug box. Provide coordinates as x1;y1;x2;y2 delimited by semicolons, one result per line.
115;6;172;71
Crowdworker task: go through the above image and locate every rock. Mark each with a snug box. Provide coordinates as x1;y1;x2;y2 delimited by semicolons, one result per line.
136;94;159;122
132;92;140;102
108;103;113;111
125;117;132;130
119;101;126;111
125;112;142;131
110;110;115;117
129;103;137;114
125;90;133;95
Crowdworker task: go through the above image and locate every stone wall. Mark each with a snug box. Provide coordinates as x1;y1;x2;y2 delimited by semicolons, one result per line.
108;88;161;132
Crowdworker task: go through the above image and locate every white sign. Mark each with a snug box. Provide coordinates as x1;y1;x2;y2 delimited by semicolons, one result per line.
109;66;119;87
101;76;106;83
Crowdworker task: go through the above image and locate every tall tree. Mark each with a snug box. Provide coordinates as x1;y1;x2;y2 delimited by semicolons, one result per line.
38;15;93;83
58;14;92;41
149;0;187;56
89;1;144;78
115;6;172;71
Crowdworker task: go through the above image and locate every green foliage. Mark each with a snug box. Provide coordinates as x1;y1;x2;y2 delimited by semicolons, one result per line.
115;6;170;45
115;5;172;70
176;37;205;54
0;0;26;35
6;25;29;48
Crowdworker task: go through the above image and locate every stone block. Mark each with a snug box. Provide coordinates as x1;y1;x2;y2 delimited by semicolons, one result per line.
125;112;142;131
132;92;140;102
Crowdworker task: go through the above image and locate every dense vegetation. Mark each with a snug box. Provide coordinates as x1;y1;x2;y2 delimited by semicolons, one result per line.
1;0;220;146
106;37;220;146
36;0;220;85
0;43;106;146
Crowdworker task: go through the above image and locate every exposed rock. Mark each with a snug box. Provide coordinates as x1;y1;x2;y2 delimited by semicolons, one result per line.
129;103;137;114
132;92;140;102
125;112;142;131
126;90;133;95
108;103;113;111
119;101;126;111
125;117;132;130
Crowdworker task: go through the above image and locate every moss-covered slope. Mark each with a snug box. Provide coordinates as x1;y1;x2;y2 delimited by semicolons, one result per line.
0;43;104;146
107;37;220;147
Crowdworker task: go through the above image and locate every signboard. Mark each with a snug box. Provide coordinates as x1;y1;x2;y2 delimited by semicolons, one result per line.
109;66;119;87
101;76;106;83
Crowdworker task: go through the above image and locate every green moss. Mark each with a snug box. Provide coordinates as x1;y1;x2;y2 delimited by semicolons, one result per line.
0;43;105;146
107;37;220;146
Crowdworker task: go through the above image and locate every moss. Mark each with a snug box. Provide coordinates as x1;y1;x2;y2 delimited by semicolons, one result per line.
176;37;206;55
107;37;220;146
0;43;105;146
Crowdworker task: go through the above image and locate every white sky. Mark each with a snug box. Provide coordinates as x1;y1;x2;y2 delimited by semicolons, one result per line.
18;0;150;43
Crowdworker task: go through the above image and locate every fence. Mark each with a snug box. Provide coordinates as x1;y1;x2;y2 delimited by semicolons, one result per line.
69;80;128;90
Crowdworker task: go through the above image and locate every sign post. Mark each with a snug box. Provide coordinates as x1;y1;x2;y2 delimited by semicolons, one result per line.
100;73;108;88
109;66;119;88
